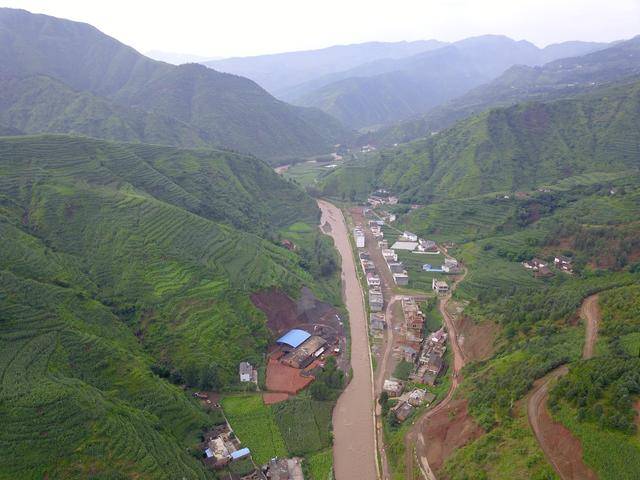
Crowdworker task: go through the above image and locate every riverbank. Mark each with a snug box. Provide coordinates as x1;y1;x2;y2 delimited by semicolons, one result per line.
318;199;378;480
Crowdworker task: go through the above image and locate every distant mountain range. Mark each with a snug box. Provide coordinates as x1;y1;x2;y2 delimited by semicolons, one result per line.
289;36;610;129
0;8;348;161
145;49;222;65
367;36;640;146
204;40;447;98
202;36;610;130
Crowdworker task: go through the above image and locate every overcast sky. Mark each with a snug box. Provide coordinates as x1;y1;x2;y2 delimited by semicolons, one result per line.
3;0;640;58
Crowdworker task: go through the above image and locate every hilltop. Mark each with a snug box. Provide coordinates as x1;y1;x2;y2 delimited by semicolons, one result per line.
290;35;608;129
321;78;640;202
0;8;348;161
369;36;640;146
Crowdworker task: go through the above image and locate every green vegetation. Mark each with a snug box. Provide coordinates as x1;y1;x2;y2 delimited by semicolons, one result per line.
221;395;288;465
272;396;334;455
369;37;640;147
551;404;640;480
306;448;334;480
0;8;347;161
442;414;558;480
393;361;414;381
0;134;338;478
310;357;344;401
544;285;640;479
322;78;640;202
221;394;335;472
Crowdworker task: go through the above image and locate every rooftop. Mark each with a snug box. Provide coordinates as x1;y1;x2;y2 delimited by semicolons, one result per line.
277;329;311;348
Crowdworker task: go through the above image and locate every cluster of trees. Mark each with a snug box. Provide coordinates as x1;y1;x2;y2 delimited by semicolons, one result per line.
151;362;222;391
549;357;640;434
310;357;344;400
299;234;338;278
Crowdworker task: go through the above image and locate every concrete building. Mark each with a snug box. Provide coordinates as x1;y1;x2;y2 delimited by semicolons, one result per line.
391;241;418;251
354;228;365;248
401;231;418;242
239;362;256;383
417;239;438;253
432;278;449;294
393;272;409;286
383;379;403;397
370;313;386;332
369;288;384;312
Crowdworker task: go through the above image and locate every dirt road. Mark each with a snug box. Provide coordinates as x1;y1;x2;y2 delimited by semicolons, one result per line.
405;258;468;480
581;294;600;360
318;200;378;480
526;294;601;480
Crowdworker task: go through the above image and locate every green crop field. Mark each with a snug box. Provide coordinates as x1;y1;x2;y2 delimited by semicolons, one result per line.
221;395;288;465
306;448;333;480
272;396;334;455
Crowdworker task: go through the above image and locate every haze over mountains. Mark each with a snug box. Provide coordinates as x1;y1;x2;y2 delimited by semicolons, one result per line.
204;40;447;98
1;4;640;479
369;35;640;145
204;36;610;129
0;8;347;161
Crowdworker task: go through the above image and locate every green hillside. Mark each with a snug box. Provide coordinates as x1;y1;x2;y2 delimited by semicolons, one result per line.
0;75;214;148
0;135;330;478
322;79;640;202
0;8;348;161
294;36;608;130
368;36;640;146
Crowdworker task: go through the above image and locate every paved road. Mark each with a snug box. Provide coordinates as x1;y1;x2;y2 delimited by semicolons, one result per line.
526;293;601;480
318;200;378;480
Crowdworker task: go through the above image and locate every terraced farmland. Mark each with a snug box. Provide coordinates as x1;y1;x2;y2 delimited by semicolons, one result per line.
0;134;331;478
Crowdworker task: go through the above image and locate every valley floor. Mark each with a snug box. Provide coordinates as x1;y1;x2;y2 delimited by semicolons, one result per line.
317;200;378;480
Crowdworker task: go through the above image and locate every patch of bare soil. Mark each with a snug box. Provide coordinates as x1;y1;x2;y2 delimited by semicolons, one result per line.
527;367;597;480
424;399;484;474
456;315;499;362
251;289;299;335
265;356;314;394
251;287;342;338
263;392;289;404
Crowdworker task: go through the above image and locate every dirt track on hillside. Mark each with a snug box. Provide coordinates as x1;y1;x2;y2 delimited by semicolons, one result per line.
581;294;600;360
318;200;378;480
526;294;601;480
405;254;470;480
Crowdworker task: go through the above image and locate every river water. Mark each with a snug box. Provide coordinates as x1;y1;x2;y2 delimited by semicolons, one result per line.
317;199;378;480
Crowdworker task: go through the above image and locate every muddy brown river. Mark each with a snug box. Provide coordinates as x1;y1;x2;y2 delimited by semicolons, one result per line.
318;200;378;480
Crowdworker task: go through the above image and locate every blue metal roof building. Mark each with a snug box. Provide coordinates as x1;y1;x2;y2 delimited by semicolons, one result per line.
231;447;250;460
276;329;311;348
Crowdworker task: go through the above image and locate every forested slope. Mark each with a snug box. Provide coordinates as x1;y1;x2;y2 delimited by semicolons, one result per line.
0;135;327;478
322;79;640;202
0;8;348;161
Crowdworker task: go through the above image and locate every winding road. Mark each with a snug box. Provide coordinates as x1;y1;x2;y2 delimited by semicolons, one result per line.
526;294;600;480
405;252;468;480
317;200;379;480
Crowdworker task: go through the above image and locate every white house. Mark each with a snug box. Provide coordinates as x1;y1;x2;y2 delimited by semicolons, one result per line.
239;362;254;383
402;231;418;242
354;228;365;248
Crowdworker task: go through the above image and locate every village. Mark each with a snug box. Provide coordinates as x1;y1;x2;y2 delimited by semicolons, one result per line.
352;191;466;425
